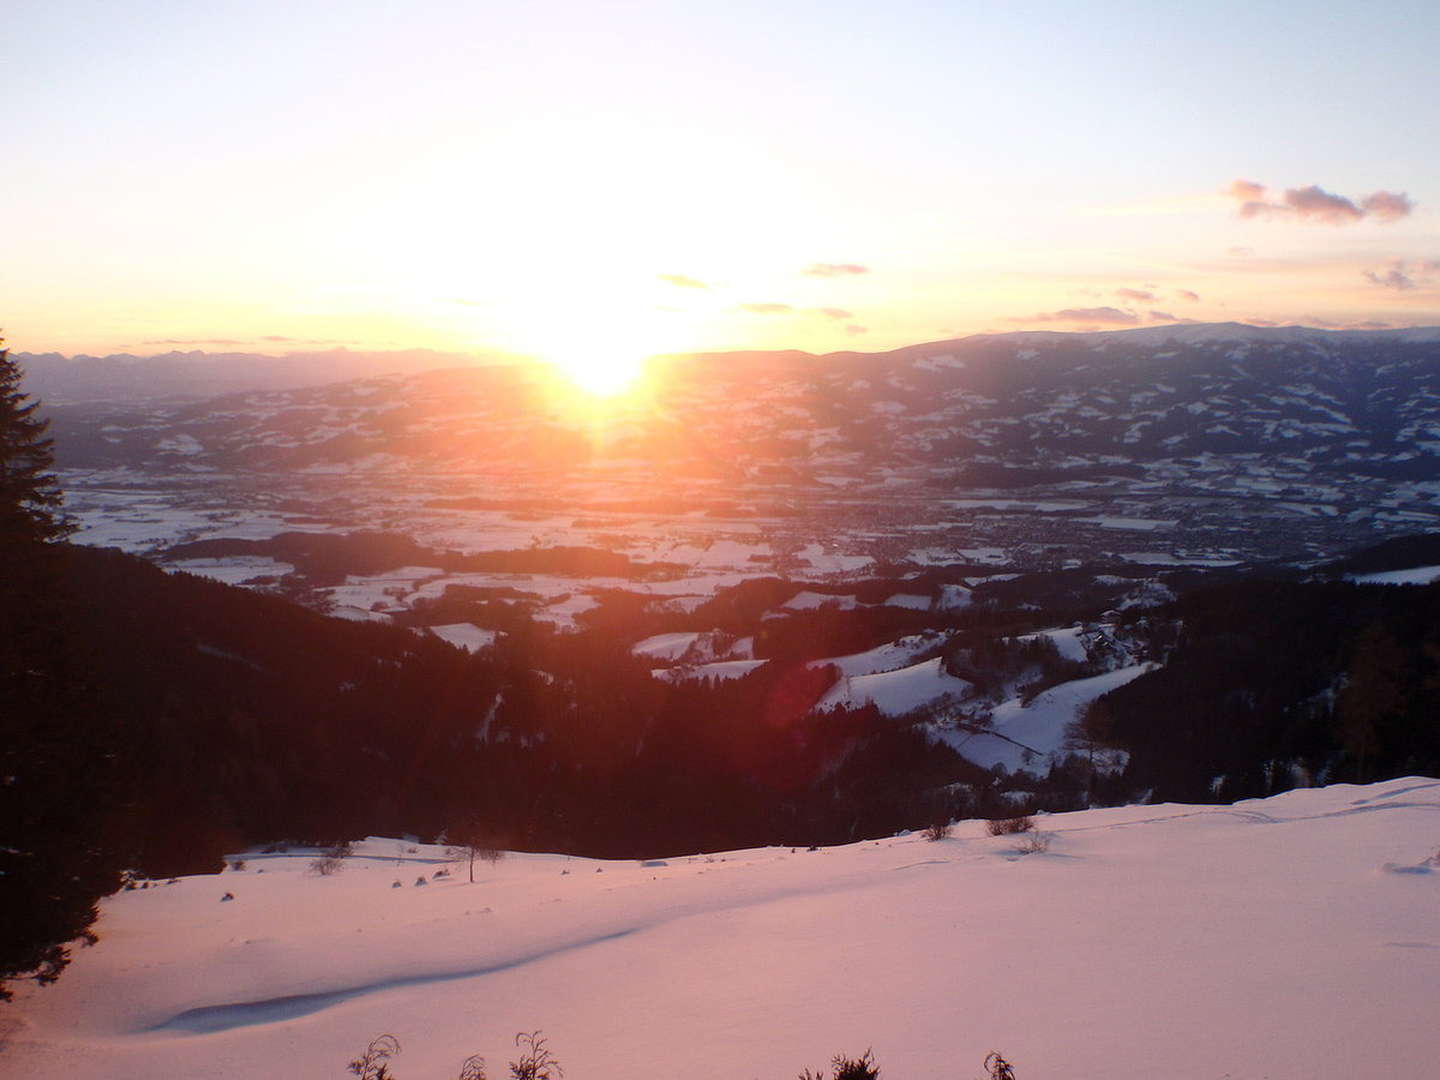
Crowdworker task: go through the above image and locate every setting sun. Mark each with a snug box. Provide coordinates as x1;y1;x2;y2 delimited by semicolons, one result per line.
543;347;648;396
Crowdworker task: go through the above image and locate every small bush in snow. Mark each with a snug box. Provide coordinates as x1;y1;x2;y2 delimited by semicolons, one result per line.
349;1033;401;1080
311;841;353;876
984;1051;1017;1079
924;820;951;842
1018;832;1051;854
509;1031;562;1080
986;815;1034;836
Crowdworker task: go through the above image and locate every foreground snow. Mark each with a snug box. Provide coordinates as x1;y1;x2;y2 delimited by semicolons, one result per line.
5;779;1440;1079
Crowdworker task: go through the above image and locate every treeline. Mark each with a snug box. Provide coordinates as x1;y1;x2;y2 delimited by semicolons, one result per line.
1092;579;1440;802
14;545;1000;880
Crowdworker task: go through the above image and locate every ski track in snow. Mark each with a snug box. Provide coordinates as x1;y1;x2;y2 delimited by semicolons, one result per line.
9;777;1440;1080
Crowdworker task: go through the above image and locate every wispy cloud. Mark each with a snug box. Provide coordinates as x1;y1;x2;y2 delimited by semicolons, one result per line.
658;273;709;289
1225;179;1414;225
815;307;853;320
1363;259;1440;291
1176;289;1201;302
1116;288;1156;302
737;302;795;314
142;337;247;345
1014;306;1140;326
802;263;870;278
844;324;868;335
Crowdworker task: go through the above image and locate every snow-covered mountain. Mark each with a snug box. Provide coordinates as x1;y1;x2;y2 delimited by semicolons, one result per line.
44;324;1440;482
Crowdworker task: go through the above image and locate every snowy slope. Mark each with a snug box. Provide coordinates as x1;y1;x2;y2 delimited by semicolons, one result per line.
5;779;1439;1080
944;664;1154;773
813;656;971;715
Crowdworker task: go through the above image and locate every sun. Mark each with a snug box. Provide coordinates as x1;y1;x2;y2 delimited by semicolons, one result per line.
546;348;648;397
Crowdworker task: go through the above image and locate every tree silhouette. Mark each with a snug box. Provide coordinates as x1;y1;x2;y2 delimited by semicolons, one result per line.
1;337;119;1002
0;336;73;551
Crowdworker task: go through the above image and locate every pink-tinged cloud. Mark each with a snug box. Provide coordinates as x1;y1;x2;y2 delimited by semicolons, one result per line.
658;273;708;289
815;307;853;320
1228;179;1267;202
802;263;870;278
1226;179;1414;225
1363;259;1440;291
1365;267;1417;290
844;324;868;335
1148;310;1178;322
1176;289;1201;302
1018;306;1141;326
1361;191;1414;221
737;302;795;314
142;337;247;345
1116;288;1156;301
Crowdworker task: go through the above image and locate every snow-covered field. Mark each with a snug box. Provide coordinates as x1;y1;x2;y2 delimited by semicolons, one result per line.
5;779;1439;1079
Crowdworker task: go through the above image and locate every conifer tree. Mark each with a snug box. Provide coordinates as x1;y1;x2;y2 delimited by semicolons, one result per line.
0;336;73;551
1;336;118;1002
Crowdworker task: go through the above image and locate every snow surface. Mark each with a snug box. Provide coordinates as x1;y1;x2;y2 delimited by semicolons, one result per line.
807;631;950;679
426;624;500;652
814;656;970;715
943;664;1153;773
1351;564;1440;585
7;779;1440;1080
1015;625;1089;663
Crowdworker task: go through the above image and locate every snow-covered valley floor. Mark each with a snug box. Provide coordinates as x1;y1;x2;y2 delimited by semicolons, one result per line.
5;779;1439;1079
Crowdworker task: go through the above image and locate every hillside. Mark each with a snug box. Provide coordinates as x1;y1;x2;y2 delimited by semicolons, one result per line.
4;778;1437;1080
43;323;1440;579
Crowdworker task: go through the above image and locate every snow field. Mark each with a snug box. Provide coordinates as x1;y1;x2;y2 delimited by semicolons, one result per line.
8;779;1439;1080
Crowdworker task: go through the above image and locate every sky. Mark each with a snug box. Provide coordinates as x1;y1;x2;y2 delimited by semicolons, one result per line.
6;0;1440;379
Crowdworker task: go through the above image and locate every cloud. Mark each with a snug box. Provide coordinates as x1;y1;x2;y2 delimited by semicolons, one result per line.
844;324;868;335
1361;191;1415;221
1017;306;1141;326
1363;259;1440;291
142;337;247;345
1176;289;1201;302
1227;179;1266;202
1148;310;1178;322
802;263;870;278
737;302;795;314
1364;267;1417;291
1225;179;1414;225
658;273;709;289
1227;246;1254;257
1116;288;1156;301
815;307;853;320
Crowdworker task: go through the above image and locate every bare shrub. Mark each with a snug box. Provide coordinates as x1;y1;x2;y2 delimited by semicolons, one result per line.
349;1034;401;1080
984;1051;1017;1079
924;820;952;842
448;821;508;883
1018;832;1051;855
310;840;352;876
799;1049;879;1080
510;1030;562;1080
985;815;1034;836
